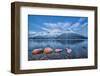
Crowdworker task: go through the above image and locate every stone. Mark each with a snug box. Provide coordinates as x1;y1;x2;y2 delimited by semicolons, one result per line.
32;48;43;55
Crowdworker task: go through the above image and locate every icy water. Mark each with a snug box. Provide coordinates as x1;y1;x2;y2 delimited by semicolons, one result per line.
28;39;88;60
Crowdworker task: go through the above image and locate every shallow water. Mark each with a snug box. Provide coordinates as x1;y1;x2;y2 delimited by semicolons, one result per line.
28;39;88;60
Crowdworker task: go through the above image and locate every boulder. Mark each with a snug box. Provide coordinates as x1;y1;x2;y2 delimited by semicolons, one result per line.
55;49;62;52
65;48;72;54
44;47;53;54
32;48;43;55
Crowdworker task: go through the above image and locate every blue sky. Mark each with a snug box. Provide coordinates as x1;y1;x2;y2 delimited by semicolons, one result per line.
28;15;88;36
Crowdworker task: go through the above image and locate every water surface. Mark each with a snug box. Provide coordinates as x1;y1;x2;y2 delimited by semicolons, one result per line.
28;39;88;60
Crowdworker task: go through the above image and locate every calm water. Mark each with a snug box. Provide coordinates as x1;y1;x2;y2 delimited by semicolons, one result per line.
28;39;88;60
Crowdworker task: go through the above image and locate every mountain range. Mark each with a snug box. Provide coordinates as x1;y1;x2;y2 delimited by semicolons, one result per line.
28;31;87;39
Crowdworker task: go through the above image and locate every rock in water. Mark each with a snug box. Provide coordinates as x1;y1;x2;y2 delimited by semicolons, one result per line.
44;47;53;54
65;48;72;54
32;48;43;55
55;49;62;52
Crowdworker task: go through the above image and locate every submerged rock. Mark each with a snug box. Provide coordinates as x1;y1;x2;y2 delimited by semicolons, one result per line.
40;55;48;60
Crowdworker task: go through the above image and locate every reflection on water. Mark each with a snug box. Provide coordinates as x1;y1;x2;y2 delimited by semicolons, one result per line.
28;39;88;60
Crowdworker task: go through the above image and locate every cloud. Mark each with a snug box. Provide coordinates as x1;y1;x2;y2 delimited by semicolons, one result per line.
51;29;62;33
43;22;72;31
78;18;86;22
71;22;80;28
42;18;88;34
70;18;86;29
43;22;59;29
79;22;88;30
29;31;36;34
41;27;51;32
63;22;71;27
82;22;88;27
41;27;62;33
69;17;88;32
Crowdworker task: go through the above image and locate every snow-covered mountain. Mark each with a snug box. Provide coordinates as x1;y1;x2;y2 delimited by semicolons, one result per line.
28;30;87;39
29;31;62;38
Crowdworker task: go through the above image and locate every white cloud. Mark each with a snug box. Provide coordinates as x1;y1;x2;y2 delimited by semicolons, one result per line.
29;31;36;34
43;22;65;33
63;22;71;27
41;27;51;32
71;22;80;28
42;17;87;34
44;22;59;29
43;22;72;31
51;29;62;33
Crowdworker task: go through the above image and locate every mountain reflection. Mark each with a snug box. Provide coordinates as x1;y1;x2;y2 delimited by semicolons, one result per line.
28;39;88;60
